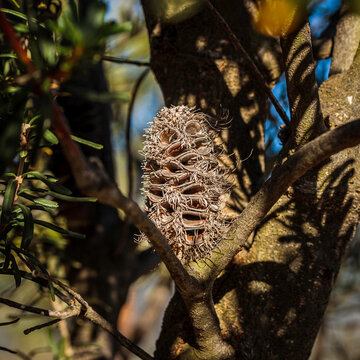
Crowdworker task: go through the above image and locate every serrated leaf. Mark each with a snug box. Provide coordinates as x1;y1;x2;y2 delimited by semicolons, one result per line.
70;135;103;150
0;179;18;225
43;129;59;145
17;204;34;249
24;171;72;195
47;191;97;203
34;219;85;239
33;198;59;208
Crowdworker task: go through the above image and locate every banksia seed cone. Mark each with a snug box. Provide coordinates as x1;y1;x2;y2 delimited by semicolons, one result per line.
140;106;232;262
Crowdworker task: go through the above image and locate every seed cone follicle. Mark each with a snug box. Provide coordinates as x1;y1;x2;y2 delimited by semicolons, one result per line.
140;105;232;263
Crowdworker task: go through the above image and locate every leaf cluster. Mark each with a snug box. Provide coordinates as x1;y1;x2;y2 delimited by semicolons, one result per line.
0;0;128;298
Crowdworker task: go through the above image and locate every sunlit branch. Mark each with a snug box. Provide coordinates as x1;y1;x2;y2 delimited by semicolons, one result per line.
206;118;360;278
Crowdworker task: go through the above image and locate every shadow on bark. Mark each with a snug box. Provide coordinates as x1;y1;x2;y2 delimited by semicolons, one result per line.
213;158;357;359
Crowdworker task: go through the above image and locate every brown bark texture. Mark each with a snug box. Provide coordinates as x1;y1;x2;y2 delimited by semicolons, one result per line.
140;1;360;359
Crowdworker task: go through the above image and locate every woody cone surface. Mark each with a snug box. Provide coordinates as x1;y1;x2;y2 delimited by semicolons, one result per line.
140;106;232;262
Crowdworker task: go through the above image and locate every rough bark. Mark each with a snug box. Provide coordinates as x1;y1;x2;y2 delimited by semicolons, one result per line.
141;1;360;359
329;2;360;75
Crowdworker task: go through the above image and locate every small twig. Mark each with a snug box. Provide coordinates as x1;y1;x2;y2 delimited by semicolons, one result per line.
0;269;72;305
0;273;154;360
0;346;17;355
0;317;19;326
127;68;150;199
32;270;88;308
102;55;150;67
206;1;290;126
32;271;154;360
24;319;61;335
0;296;80;319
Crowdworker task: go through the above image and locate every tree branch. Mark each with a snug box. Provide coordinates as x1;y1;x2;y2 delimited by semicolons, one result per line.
206;0;290;126
330;3;360;75
1;270;154;360
280;21;325;148
0;297;80;319
203;118;360;279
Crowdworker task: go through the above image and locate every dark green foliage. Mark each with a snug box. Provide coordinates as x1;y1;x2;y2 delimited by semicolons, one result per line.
0;0;129;302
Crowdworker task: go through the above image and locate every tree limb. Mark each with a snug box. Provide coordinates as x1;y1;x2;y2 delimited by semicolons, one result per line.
280;21;325;148
330;3;360;75
203;118;360;279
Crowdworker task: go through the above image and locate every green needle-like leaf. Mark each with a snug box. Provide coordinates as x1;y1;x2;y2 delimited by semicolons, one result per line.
46;191;97;202
0;179;18;225
70;135;103;150
17;204;34;249
34;219;86;239
33;198;59;208
10;257;21;287
24;171;72;195
43;129;59;145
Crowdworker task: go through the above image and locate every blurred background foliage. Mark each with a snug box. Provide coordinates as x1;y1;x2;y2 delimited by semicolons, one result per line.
0;0;360;359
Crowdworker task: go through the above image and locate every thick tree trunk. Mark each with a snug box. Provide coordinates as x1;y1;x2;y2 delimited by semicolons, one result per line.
141;1;360;359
